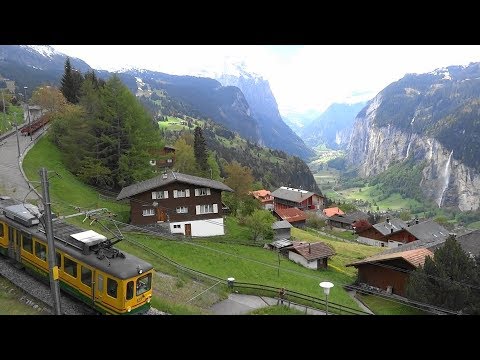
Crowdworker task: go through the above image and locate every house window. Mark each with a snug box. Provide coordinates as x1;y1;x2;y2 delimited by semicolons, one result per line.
196;204;218;214
195;188;211;196
173;225;181;229
142;208;155;216
152;191;168;199
173;189;190;198
176;206;188;214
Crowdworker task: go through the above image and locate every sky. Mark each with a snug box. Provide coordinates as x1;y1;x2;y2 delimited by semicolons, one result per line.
52;45;480;117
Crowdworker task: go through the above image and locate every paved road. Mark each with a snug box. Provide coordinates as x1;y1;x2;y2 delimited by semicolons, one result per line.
0;112;45;202
210;293;327;315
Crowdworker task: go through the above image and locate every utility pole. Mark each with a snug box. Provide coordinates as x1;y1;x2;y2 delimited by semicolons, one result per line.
14;113;21;158
39;167;62;315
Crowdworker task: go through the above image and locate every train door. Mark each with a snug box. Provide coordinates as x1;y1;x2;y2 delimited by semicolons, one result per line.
95;273;104;304
13;229;21;262
7;226;15;259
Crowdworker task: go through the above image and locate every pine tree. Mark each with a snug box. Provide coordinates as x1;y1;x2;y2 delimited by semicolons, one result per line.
60;57;83;104
194;126;208;171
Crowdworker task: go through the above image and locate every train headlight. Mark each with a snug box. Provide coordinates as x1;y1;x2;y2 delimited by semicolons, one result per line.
127;306;132;312
147;297;151;303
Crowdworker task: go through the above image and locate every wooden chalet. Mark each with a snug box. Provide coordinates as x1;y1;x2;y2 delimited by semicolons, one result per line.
271;186;325;212
116;171;233;237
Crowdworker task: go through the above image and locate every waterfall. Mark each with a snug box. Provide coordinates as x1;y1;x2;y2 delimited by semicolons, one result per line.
405;139;412;159
438;150;453;207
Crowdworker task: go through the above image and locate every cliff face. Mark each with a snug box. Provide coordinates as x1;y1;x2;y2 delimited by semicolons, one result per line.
217;72;314;160
347;94;480;211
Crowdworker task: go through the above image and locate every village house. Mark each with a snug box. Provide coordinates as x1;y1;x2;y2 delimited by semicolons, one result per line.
148;145;176;170
286;242;335;270
271;186;325;212
346;247;434;296
116;171;233;237
356;217;449;248
328;211;369;230
251;189;274;210
323;207;345;217
274;207;307;228
271;220;292;240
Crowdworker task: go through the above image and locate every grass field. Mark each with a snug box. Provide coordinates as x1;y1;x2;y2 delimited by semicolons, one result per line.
356;294;427;315
325;184;422;213
248;305;305;315
467;221;480;230
0;276;47;315
0;105;23;134
158;116;191;131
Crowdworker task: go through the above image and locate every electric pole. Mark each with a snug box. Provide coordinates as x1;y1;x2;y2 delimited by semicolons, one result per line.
14;112;21;158
39;167;62;315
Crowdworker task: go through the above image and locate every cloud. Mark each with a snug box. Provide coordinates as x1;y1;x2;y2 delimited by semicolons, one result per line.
52;45;480;116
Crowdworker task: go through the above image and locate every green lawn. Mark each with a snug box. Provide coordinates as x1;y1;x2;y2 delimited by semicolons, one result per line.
22;136;130;222
158;116;191;131
248;305;305;315
292;227;382;277
0;105;23;134
356;294;427;315
0;276;47;315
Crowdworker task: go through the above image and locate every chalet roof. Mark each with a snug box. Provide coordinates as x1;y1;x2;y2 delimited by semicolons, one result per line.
346;248;433;268
271;186;317;203
323;207;345;217
373;218;408;235
272;220;293;230
404;220;449;242
275;208;307;223
456;229;480;257
329;211;368;225
288;242;335;261
253;189;271;198
116;171;233;200
270;239;293;249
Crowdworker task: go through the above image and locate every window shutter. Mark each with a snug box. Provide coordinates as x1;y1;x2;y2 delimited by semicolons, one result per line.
195;189;199;196
173;190;178;198
213;204;218;213
196;205;201;215
207;188;211;195
164;190;168;199
185;189;190;197
152;192;157;199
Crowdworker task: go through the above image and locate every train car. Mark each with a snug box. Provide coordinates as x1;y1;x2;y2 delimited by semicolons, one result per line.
0;196;154;315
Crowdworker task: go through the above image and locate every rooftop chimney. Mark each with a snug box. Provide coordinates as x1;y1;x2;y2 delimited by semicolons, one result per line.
390;228;393;234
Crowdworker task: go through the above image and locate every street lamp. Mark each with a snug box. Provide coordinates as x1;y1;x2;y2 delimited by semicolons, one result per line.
320;281;334;315
24;86;32;141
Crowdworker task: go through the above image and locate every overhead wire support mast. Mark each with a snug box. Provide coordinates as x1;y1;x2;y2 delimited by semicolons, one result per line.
39;167;62;315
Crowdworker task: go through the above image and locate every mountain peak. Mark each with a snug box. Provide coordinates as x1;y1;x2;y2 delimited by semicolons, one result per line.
21;45;59;59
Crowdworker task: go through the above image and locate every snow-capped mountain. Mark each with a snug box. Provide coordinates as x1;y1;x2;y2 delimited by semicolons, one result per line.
216;62;314;160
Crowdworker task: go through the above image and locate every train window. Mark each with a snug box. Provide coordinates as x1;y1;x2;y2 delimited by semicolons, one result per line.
64;257;78;278
81;266;92;287
126;281;134;300
0;223;4;237
22;233;33;253
56;252;62;268
136;273;152;296
107;278;118;298
35;241;47;261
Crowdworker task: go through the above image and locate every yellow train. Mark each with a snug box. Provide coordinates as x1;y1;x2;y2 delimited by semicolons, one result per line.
0;196;154;315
